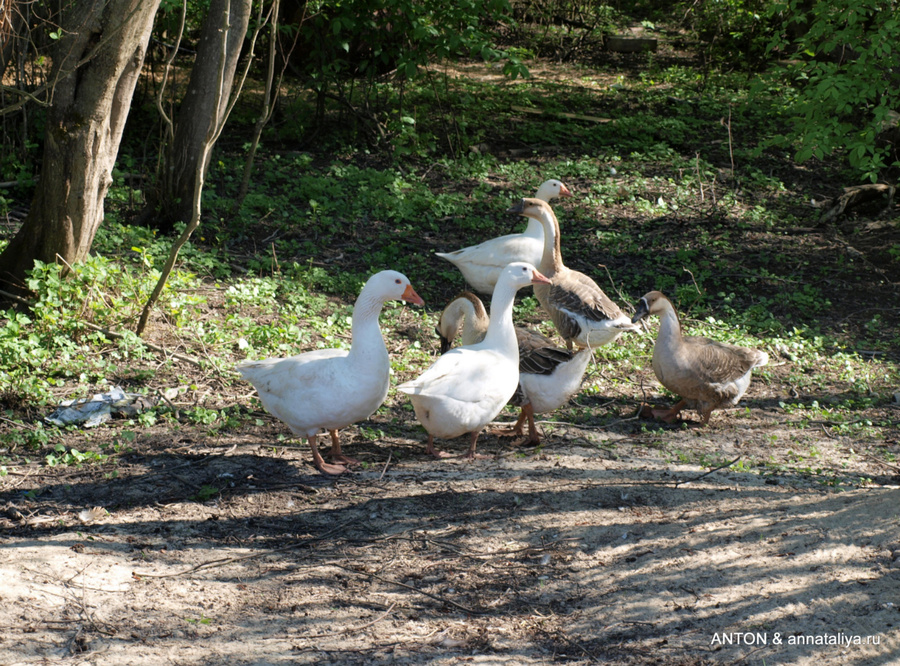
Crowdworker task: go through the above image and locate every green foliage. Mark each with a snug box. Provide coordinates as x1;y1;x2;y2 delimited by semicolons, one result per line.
0;420;53;450
155;0;210;40
194;485;220;501
762;0;900;181
285;0;525;148
296;0;516;81
505;0;626;59
0;252;206;405
45;445;109;467
681;0;776;70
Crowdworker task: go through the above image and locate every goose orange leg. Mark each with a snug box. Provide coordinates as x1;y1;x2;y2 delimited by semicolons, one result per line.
327;429;358;466
464;431;492;460
489;409;528;438
425;434;451;459
521;404;542;445
308;434;347;476
651;399;687;423
509;404;542;446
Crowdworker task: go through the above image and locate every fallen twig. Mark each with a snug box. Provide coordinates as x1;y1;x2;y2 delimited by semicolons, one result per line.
331;563;493;615
378;450;392;482
861;453;900;473
134;519;355;578
511;105;612;124
415;535;579;561
0;415;38;431
674;456;741;488
313;602;398;637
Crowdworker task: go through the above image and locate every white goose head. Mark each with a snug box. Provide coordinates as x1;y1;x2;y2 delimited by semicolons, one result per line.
361;270;425;306
498;261;552;291
534;179;573;203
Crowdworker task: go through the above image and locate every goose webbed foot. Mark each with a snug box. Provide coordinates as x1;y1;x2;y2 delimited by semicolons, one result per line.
464;431;492;460
425;435;451;459
639;399;687;424
327;429;359;466
489;409;528;439
309;434;349;476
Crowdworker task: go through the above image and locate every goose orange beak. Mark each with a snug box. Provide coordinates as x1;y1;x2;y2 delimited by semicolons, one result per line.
402;284;425;306
530;269;552;286
559;184;573;198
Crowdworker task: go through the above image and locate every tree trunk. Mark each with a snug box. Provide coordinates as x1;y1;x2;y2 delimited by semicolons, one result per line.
144;0;251;231
136;0;256;336
233;0;284;214
0;0;161;299
0;0;23;82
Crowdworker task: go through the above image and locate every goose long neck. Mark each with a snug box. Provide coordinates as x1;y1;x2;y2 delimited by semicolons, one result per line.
656;298;684;347
460;300;489;345
522;217;544;237
537;209;563;275
444;297;488;346
482;278;519;352
348;288;388;361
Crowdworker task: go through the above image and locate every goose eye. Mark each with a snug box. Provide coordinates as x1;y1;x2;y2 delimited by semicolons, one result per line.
395;279;401;284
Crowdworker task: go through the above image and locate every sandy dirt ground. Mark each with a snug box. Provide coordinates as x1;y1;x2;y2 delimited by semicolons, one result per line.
3;363;899;666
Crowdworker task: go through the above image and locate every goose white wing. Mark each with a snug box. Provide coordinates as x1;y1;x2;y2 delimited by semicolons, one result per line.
436;235;543;293
236;348;345;389
238;349;389;434
397;348;514;403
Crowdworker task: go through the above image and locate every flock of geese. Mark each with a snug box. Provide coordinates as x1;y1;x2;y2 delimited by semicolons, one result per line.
237;180;769;475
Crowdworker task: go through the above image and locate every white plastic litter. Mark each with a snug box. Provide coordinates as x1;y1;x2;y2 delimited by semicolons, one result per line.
44;386;153;428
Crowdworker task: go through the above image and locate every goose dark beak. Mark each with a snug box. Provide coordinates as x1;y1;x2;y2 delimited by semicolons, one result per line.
506;198;527;215
438;332;452;354
631;298;650;324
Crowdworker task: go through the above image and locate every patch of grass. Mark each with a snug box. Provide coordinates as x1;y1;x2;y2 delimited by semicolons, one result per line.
45;445;109;468
193;485;220;502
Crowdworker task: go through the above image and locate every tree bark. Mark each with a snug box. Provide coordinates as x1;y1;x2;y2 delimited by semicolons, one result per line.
0;0;23;82
144;0;251;231
0;0;161;298
233;0;285;214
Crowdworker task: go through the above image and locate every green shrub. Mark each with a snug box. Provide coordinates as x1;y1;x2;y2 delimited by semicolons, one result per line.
762;0;900;181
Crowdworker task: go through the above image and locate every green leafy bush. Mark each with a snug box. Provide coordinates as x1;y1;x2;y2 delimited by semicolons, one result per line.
681;0;777;71
763;0;900;181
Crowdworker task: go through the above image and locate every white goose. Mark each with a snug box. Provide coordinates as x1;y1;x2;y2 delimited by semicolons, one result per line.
398;263;551;459
435;179;572;294
437;292;591;445
631;291;769;425
508;197;642;350
236;270;424;475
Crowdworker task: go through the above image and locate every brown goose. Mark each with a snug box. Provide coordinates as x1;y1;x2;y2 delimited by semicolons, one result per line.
507;197;641;350
631;291;769;425
436;291;591;445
